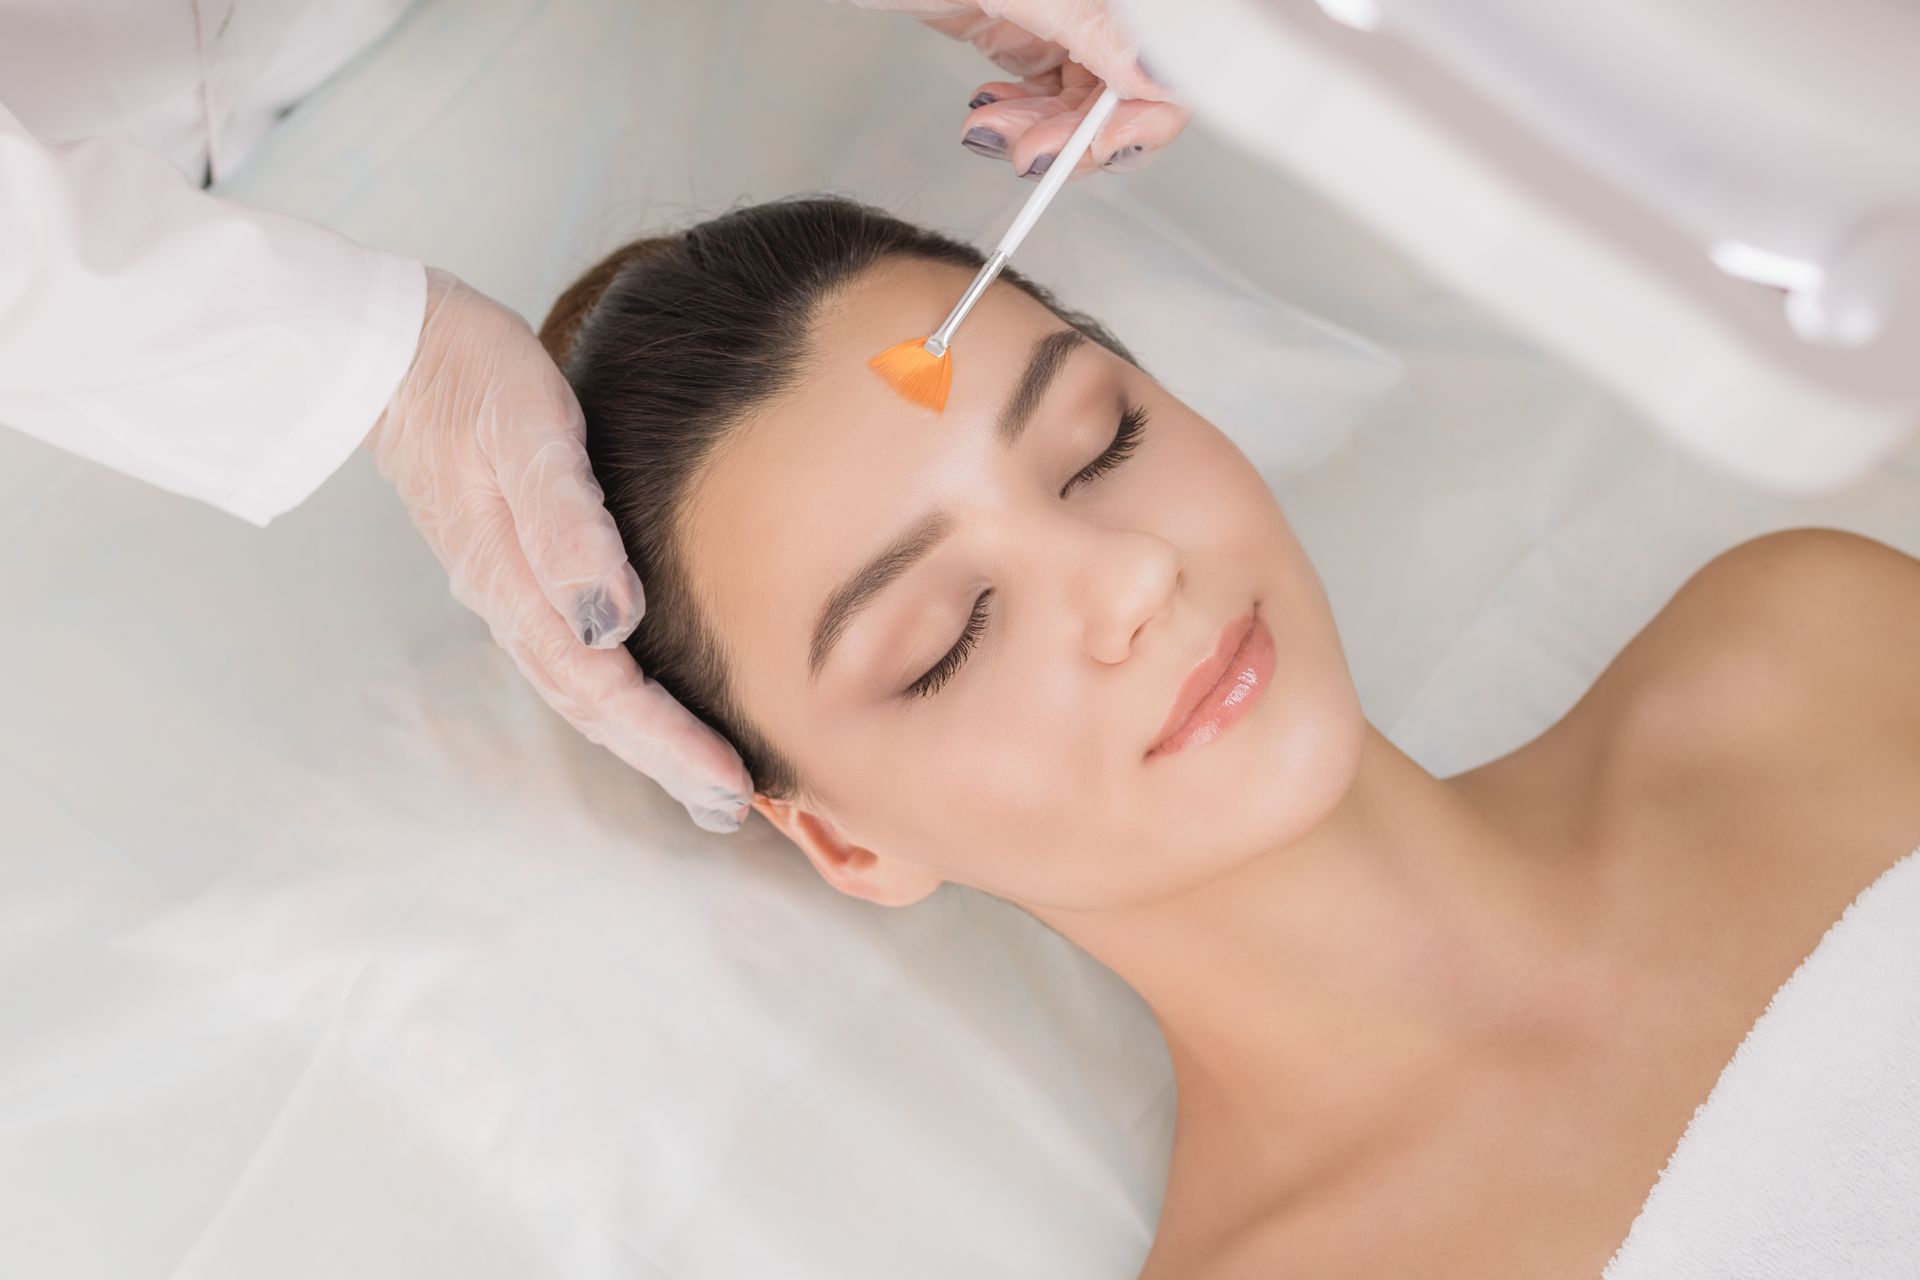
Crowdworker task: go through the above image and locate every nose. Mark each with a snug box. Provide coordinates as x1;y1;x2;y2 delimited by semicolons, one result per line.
1075;526;1184;664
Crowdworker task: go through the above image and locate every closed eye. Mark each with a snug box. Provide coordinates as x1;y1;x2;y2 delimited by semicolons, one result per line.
1060;402;1149;498
904;589;991;700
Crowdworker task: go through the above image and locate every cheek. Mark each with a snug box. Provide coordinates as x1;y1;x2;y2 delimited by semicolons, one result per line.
1146;408;1278;549
827;697;1104;896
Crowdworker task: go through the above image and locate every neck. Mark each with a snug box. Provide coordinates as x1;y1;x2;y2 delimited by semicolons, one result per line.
1029;723;1602;1193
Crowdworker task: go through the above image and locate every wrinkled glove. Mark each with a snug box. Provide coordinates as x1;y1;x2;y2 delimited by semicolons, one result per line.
840;0;1191;179
365;268;753;833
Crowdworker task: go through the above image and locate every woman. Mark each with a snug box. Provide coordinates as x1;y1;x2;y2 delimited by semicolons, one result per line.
538;197;1920;1277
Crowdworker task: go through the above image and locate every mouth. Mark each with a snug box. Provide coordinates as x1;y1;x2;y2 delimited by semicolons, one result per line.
1145;604;1275;761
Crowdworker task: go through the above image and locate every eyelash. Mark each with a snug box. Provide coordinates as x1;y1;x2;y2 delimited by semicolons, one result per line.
905;588;992;699
903;401;1151;700
1060;402;1149;498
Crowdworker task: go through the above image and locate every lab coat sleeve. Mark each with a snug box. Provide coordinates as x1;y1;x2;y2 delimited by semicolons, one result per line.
0;97;427;527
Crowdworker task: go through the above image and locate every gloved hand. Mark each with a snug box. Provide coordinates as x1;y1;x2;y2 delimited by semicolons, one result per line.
841;0;1191;179
365;268;753;833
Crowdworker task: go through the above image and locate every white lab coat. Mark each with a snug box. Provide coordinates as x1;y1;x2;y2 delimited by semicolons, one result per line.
0;0;428;526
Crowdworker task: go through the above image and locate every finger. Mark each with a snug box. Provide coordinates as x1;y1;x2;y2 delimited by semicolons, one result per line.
483;358;645;649
1092;100;1191;174
964;77;1058;110
961;91;1075;163
507;628;754;834
584;667;757;833
1058;59;1102;93
993;91;1190;181
1000;82;1106;180
479;532;754;832
961;78;1090;173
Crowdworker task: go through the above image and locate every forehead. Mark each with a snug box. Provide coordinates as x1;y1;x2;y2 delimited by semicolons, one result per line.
678;257;1074;683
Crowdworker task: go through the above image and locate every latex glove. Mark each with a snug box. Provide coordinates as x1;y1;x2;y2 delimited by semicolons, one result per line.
840;0;1191;179
365;268;753;833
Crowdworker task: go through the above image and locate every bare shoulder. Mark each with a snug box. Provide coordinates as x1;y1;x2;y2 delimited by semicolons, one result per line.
1593;527;1920;860
1661;526;1920;640
1611;527;1920;740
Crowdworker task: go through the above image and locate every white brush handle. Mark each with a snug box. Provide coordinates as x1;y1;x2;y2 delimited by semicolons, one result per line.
925;85;1124;356
995;84;1123;257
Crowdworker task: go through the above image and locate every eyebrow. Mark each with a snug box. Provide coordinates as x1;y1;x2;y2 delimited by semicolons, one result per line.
807;327;1089;681
998;328;1086;446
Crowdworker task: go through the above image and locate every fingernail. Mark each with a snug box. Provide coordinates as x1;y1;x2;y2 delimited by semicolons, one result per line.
1024;153;1055;178
961;126;1008;158
967;92;998;109
1102;143;1150;171
574;587;626;649
692;802;747;834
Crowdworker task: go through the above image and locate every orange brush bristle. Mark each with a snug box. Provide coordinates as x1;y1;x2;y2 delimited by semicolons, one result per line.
868;337;952;412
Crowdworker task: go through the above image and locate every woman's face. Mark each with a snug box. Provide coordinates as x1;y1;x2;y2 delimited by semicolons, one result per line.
685;257;1365;913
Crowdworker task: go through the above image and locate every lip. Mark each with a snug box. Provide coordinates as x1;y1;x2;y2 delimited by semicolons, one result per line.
1145;606;1274;760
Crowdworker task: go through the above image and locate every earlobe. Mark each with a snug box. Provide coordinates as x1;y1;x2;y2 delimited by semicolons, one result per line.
748;794;940;908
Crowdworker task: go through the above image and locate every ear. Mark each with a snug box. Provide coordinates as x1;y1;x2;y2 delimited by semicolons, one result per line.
750;793;941;908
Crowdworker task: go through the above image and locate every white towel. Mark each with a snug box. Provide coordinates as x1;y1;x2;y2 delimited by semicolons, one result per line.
1603;845;1920;1279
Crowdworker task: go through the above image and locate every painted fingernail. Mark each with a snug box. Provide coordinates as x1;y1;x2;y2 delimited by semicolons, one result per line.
575;587;627;648
1103;143;1151;171
968;92;998;109
962;126;1009;158
1024;153;1055;178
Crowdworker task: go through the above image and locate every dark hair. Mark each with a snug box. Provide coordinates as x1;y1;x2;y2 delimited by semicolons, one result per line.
541;196;1132;801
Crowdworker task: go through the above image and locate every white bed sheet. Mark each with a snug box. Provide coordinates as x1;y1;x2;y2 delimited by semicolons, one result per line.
3;2;1919;1277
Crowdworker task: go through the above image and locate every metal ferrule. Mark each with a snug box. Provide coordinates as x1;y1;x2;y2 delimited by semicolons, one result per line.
924;250;1009;358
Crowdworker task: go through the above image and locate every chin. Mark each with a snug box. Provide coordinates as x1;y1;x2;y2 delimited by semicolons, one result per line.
1117;681;1365;907
1221;672;1366;847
